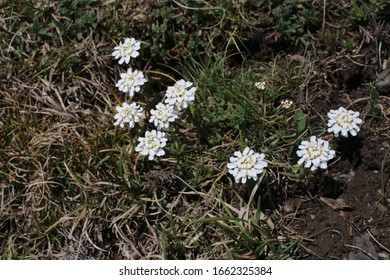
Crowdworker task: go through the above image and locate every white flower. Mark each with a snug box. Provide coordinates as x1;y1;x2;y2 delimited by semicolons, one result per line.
164;79;197;111
135;130;168;160
280;99;293;109
149;102;178;130
112;37;141;64
115;68;147;97
227;147;268;184
327;107;362;137
255;81;266;90
296;136;335;171
113;102;143;128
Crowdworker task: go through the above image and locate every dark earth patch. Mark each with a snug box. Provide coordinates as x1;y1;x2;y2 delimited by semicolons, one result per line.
284;87;390;259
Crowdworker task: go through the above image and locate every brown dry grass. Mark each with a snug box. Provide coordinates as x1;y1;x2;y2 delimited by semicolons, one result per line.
6;0;388;260
1;1;283;260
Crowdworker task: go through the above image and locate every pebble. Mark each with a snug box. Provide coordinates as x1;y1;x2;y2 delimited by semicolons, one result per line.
375;68;390;93
348;236;378;260
369;227;380;236
282;204;294;214
378;252;390;260
377;203;388;213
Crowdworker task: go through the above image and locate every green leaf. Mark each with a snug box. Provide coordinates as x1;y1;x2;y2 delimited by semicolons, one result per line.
294;108;306;134
291;163;301;174
212;27;221;36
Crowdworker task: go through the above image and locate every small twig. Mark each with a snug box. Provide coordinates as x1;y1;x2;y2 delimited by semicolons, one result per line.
345;55;374;67
366;229;390;254
307;227;330;240
172;0;222;11
344;244;377;260
147;70;177;82
331;229;343;239
348;95;390;107
299;243;323;259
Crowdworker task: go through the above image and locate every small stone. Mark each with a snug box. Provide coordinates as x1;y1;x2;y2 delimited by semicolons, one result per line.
383;59;389;70
348;251;370;260
378;252;390;260
348;236;378;260
282;204;294;214
310;215;316;220
361;232;370;240
377;203;388;213
369;227;380;236
376;68;390;93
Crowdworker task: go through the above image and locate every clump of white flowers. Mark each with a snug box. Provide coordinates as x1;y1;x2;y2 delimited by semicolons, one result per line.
327;106;362;137
227;147;268;184
164;79;197;111
112;37;141;64
280;99;293;109
111;38;197;160
149;102;178;130
296;136;335;171
113;102;143;128
115;68;147;97
135;130;168;160
255;81;266;90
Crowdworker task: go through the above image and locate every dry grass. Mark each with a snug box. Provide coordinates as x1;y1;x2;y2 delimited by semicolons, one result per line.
0;1;281;259
5;0;388;260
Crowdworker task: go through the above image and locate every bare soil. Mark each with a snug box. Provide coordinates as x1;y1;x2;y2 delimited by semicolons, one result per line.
244;4;390;258
283;64;390;260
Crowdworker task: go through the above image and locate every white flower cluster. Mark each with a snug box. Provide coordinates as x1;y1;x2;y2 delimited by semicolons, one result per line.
135;130;167;160
112;37;147;101
280;99;293;109
165;79;197;111
149;102;178;130
255;81;266;90
112;37;140;64
327;106;362;137
114;102;143;128
227;147;268;184
296;136;335;171
112;38;196;160
295;106;362;171
116;68;147;97
112;37;146;132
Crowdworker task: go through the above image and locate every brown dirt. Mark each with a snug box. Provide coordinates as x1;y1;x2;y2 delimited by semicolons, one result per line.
243;2;390;257
283;75;390;259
